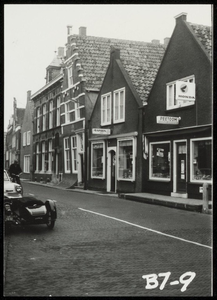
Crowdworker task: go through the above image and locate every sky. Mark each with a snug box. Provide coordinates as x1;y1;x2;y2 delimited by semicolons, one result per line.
4;4;212;129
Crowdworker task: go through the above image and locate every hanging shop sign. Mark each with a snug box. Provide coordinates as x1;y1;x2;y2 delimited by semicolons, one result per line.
92;128;111;135
156;116;180;125
175;81;195;101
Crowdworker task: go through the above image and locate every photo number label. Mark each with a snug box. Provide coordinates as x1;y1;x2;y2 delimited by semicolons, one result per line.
142;271;196;292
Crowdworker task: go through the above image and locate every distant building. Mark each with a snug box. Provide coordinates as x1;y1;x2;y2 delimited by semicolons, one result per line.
5;98;25;170
142;13;212;200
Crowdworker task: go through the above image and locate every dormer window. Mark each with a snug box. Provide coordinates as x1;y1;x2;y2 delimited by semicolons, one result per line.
166;75;195;110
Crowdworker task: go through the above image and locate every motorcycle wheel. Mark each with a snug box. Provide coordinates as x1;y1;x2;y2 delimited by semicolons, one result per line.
46;211;55;229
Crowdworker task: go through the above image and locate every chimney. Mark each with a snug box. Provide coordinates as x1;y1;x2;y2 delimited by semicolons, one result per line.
151;39;160;45
27;90;31;101
67;25;73;36
58;47;64;58
79;26;86;37
110;46;120;60
175;12;187;24
164;37;170;48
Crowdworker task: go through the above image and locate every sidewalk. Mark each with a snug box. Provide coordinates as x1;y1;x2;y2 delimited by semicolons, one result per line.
23;180;212;214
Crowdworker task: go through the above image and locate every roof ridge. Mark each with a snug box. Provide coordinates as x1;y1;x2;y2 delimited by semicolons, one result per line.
187;21;211;29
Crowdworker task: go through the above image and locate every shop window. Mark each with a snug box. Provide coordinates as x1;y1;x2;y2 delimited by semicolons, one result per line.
150;142;171;180
166;75;195;110
117;138;135;181
71;136;78;173
91;142;105;178
191;138;212;182
113;88;125;123
101;93;111;125
64;137;70;173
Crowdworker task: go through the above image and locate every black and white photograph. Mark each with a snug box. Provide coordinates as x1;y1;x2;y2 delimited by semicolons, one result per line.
4;4;213;297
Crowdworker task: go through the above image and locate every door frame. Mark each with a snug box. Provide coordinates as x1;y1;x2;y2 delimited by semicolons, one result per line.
107;146;117;192
172;139;188;198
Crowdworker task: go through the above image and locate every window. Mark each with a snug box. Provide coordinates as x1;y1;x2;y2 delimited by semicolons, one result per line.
91;141;105;178
101;93;111;125
65;101;75;123
117;138;135;181
113;88;125;123
56;97;61;126
23;132;26;146
48;140;52;172
42;104;46;131
149;142;171;180
36;107;40;133
12;135;16;148
68;65;73;87
6;151;9;161
36;143;40;171
24;155;30;173
191;138;212;182
71;136;78;173
49;100;53;129
27;131;31;145
41;141;46;171
64;138;70;173
166;75;195;110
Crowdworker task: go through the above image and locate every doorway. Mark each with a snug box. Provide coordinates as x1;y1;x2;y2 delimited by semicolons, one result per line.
107;147;116;192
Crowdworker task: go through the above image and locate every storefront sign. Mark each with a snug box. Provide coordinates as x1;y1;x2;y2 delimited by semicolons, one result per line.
92;128;111;135
156;116;180;125
176;81;195;101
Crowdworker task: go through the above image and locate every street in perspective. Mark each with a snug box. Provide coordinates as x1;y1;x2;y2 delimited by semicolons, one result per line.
4;181;212;297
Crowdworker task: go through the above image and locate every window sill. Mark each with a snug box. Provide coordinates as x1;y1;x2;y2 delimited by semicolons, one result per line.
149;178;171;182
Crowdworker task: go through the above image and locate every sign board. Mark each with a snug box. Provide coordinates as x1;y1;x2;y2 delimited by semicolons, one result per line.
92;128;111;135
176;81;195;101
156;116;180;125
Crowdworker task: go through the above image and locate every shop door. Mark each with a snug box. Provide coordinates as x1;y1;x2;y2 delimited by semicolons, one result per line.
110;150;116;192
176;142;187;193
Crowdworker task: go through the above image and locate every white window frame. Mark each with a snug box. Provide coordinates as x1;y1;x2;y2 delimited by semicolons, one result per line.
68;65;73;87
49;100;53;129
48;140;52;172
149;141;171;181
117;137;136;181
24;155;30;173
27;131;31;145
190;137;212;184
71;136;78;173
91;141;105;179
36;143;40;172
64;137;70;173
6;151;9;161
36;107;40;133
42;104;46;131
101;92;111;126
41;141;46;172
113;87;125;124
56;96;61;126
12;135;16;148
23;132;27;146
166;75;195;110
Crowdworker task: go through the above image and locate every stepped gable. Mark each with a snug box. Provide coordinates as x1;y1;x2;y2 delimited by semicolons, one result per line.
188;22;212;58
73;35;165;104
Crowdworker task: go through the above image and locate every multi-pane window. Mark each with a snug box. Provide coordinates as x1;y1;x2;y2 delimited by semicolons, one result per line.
113;88;125;123
166;75;195;110
36;143;40;171
149;142;171;180
24;155;30;173
56;97;61;126
41;141;46;171
49;100;53;129
101;93;111;125
65;101;75;123
23;132;26;146
36;107;40;133
27;131;31;145
91;142;105;178
48;140;52;172
191;138;212;182
42;104;46;131
64;138;70;173
117;138;135;180
71;136;78;173
68;65;73;87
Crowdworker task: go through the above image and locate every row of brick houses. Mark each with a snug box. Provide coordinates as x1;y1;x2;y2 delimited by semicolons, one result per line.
5;13;212;200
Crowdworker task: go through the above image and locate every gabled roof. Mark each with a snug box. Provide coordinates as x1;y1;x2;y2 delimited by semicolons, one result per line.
72;35;165;103
188;22;212;58
47;55;63;68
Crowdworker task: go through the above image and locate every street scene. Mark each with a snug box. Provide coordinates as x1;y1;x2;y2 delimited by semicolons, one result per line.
4;181;212;297
4;4;213;297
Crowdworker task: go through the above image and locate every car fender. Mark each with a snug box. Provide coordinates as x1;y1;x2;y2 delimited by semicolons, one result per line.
45;200;57;219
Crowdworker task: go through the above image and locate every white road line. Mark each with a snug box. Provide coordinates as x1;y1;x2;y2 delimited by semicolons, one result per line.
78;208;212;250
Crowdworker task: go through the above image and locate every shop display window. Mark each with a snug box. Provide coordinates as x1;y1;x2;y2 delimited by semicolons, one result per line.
117;139;135;181
191;138;212;182
91;142;105;178
150;142;170;180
